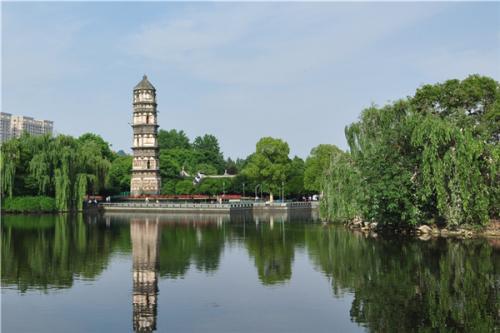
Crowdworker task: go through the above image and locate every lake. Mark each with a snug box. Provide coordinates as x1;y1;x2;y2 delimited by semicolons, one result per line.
2;212;499;332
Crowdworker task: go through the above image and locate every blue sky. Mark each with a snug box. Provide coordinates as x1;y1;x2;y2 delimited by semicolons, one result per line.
2;2;499;158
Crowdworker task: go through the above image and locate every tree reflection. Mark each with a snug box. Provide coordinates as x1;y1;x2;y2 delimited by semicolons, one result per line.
2;213;498;333
237;215;305;285
158;223;225;278
1;214;128;292
306;226;500;332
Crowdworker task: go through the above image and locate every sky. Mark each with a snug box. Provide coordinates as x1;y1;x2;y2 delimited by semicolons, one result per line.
2;2;500;159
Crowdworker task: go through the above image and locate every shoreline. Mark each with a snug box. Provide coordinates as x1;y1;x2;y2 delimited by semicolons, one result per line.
343;218;500;239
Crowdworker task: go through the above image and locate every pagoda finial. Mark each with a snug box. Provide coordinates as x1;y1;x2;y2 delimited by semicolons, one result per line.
143;74;147;80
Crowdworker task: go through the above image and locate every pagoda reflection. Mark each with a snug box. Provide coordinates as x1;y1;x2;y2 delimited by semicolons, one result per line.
131;218;161;332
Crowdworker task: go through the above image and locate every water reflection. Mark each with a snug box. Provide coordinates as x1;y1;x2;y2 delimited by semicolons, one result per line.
1;214;127;292
2;213;499;332
306;226;500;332
131;219;160;332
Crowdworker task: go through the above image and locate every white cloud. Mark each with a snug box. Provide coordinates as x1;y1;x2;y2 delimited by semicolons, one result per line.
126;3;447;86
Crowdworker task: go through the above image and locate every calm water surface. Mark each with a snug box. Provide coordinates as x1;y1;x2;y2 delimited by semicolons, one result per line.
2;212;499;332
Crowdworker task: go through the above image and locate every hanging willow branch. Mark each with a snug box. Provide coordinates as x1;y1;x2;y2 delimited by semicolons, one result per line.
0;140;20;198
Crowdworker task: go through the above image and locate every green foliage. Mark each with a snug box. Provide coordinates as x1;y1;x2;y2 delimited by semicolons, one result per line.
346;102;420;226
321;75;499;227
193;134;225;173
242;137;291;200
306;226;498;332
158;129;191;150
0;139;20;197
77;133;114;161
157;130;227;194
304;144;342;192
1;133;112;211
108;155;133;193
224;158;239;174
161;179;177;195
1;214;129;292
3;213;497;332
175;179;194;194
411;113;492;226
195;178;228;196
2;196;56;213
321;151;361;222
242;221;299;285
195;163;218;175
286;156;305;198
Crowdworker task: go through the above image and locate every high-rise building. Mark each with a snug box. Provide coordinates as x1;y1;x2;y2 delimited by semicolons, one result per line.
130;75;161;195
0;113;12;142
0;112;53;143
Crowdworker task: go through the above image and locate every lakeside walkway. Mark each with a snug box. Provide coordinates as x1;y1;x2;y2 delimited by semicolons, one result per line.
100;201;317;214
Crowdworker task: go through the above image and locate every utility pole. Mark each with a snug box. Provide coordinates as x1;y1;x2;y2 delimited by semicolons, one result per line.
281;181;285;202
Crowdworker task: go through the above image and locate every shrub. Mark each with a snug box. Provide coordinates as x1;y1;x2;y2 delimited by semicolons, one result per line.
2;196;57;213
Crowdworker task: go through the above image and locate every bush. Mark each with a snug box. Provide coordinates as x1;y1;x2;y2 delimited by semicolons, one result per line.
2;196;57;213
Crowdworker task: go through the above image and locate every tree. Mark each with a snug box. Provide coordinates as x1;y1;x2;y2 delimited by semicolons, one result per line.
195;178;225;196
286;156;305;199
158;129;191;150
224;158;238;174
175;179;193;194
321;75;499;227
321;151;362;221
304;144;342;193
193;134;225;173
161;179;177;195
1;133;112;211
242;137;291;202
108;155;133;194
78;133;114;161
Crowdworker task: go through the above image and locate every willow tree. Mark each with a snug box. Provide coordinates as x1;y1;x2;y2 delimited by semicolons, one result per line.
410;109;496;227
29;135;111;211
2;133;112;211
0;139;20;197
411;74;500;224
344;101;420;226
321;151;362;222
321;75;499;227
304;144;342;195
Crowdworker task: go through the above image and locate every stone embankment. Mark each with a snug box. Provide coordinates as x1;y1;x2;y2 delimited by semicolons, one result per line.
346;217;500;239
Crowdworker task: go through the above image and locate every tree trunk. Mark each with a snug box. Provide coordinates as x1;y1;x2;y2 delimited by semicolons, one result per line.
269;192;274;202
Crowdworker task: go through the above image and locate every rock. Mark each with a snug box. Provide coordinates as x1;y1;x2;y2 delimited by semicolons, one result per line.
418;234;431;241
370;222;378;230
441;228;449;237
417;225;432;234
351;217;363;228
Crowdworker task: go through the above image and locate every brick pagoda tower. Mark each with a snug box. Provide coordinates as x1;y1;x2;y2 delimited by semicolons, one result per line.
130;75;161;196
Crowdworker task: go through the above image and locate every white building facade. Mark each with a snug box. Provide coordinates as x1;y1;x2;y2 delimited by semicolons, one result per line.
0;112;53;143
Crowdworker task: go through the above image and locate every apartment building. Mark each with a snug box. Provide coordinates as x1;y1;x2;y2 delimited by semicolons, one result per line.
0;112;53;143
